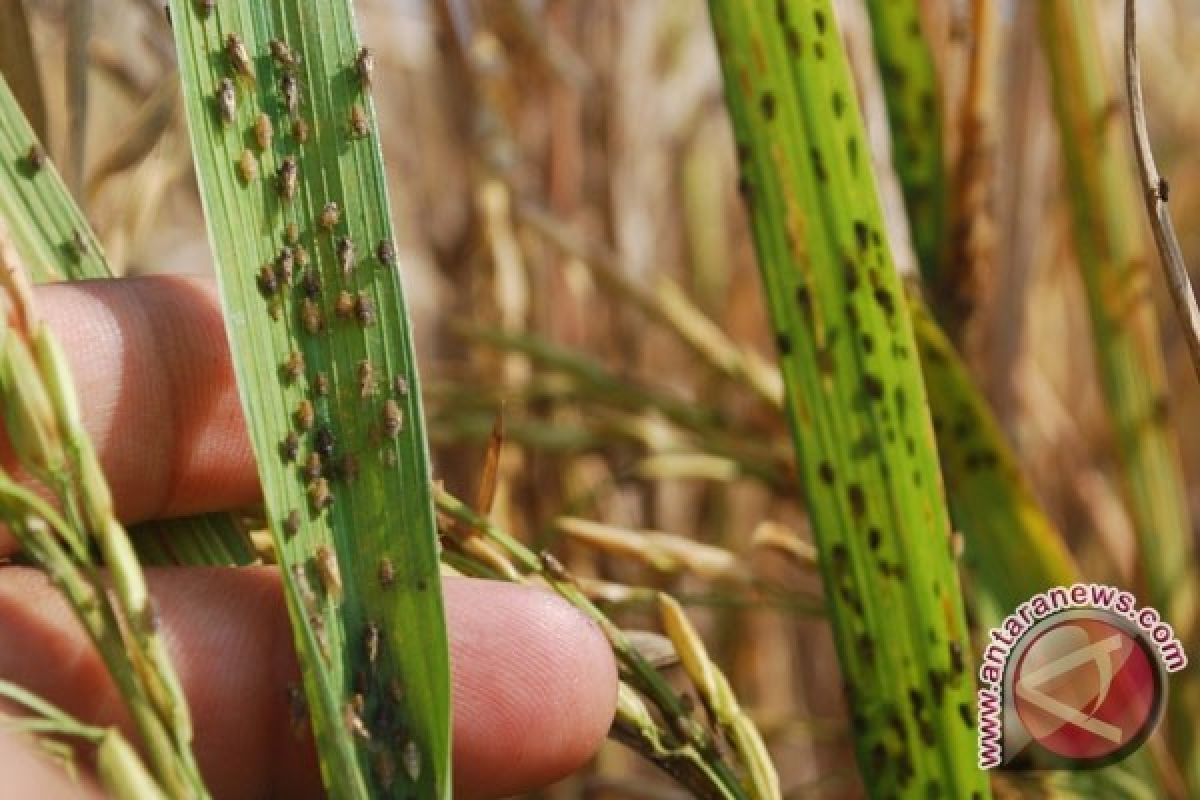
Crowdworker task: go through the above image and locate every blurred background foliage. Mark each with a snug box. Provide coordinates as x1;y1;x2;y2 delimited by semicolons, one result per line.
5;0;1200;796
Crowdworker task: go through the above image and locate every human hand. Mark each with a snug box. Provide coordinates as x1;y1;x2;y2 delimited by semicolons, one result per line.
0;275;617;799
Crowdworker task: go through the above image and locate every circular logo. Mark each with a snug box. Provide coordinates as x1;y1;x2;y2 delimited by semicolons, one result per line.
1010;610;1164;766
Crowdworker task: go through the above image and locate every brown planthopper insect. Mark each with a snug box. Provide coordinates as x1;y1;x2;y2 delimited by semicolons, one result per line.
336;236;355;276
278;156;298;203
283;350;305;382
376;238;396;269
281;73;301;117
378;557;396;588
304;452;323;482
335;290;355;320
238;149;258;184
357;360;376;397
276;246;296;284
257;264;279;296
401;740;420;783
301;298;323;333
226;33;255;83
292;117;309;144
269;38;301;72
26;144;45;172
355;291;376;327
344;702;370;740
349;104;369;138
216;78;237;124
355;47;374;88
285;221;299;244
314;544;342;600
308;478;333;512
314;372;330;396
295;399;315;430
319;201;340;230
382;398;403;437
314;425;336;461
254;112;273;151
281;431;300;463
301;267;321;299
363;621;380;666
283;509;301;537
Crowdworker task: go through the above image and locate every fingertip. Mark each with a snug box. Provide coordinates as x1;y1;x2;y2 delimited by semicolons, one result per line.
446;579;617;799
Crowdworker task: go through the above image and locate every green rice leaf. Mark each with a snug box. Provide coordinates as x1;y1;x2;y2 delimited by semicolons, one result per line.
165;2;450;796
706;2;988;796
0;73;254;566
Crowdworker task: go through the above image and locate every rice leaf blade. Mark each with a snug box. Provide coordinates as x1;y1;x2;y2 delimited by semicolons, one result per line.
165;2;451;796
706;2;989;796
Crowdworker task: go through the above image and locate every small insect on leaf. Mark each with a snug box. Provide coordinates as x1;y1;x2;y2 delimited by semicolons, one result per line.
393;376;409;397
280;431;299;463
349;104;369;138
320;201;340;230
292;117;309;144
355;47;374;89
26;144;45;172
71;229;89;258
300;268;321;301
314;544;343;601
382;398;404;437
194;0;214;16
355;291;376;327
278;156;298;203
378;557;396;588
357;360;376;397
295;399;315;431
314;425;336;461
226;33;255;83
335;290;355;320
314;372;330;396
285;221;299;244
344;702;370;740
276;246;295;285
257;264;279;296
292;564;318;613
238;149;258;184
401;739;421;783
216;78;237;124
308;477;333;512
283;350;305;383
269;38;301;72
281;73;300;117
254;112;273;151
283;509;301;538
364;621;380;665
336;236;355;276
376;238;396;269
304;452;323;482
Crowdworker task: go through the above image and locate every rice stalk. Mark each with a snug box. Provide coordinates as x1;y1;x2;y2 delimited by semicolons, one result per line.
0;222;204;796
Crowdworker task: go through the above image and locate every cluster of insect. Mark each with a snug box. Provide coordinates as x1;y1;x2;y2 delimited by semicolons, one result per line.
197;6;423;787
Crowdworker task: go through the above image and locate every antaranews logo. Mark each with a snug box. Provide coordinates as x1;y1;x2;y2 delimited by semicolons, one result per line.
977;583;1186;770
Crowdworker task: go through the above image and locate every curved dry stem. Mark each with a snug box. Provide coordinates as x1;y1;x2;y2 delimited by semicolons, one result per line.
1123;0;1200;382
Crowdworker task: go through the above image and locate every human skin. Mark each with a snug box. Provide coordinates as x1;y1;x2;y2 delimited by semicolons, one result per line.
0;276;618;798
